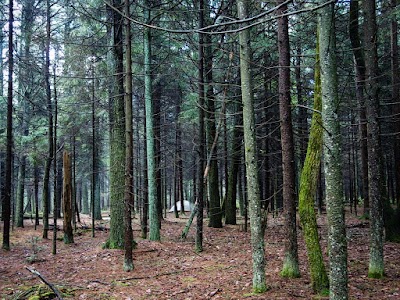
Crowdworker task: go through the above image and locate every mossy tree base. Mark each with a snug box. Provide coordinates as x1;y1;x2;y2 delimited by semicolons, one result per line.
281;256;301;278
252;284;269;294
103;239;137;250
368;265;384;279
123;259;134;272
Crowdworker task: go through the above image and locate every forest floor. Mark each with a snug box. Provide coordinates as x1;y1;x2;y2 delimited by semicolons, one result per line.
1;209;400;300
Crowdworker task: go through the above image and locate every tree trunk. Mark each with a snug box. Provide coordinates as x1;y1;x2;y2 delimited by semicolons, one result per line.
363;0;385;279
2;0;14;251
349;0;369;216
34;162;39;229
144;2;160;241
196;0;205;253
91;62;102;222
62;151;74;244
123;0;134;272
237;0;267;292
15;0;34;226
319;3;348;298
225;101;243;225
42;0;53;240
52;65;58;255
277;0;300;278
298;36;329;294
204;22;222;228
106;0;126;249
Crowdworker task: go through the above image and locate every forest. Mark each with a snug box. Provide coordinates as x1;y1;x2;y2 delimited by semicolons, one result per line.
1;0;400;299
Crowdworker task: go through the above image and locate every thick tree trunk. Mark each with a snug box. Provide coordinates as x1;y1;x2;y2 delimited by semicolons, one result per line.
16;0;34;226
237;0;267;292
107;0;126;249
319;3;348;298
277;0;300;278
298;37;329;294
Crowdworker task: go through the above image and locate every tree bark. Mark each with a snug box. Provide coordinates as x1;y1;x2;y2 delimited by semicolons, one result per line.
319;3;348;298
63;151;74;244
363;0;385;279
277;0;300;278
196;0;205;253
42;0;53;240
349;0;369;216
298;35;329;294
144;1;160;241
204;18;222;228
2;0;14;251
123;0;134;271
107;0;126;249
237;0;267;292
225;101;243;225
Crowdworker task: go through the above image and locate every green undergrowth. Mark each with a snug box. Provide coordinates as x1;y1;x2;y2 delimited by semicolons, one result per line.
12;284;77;300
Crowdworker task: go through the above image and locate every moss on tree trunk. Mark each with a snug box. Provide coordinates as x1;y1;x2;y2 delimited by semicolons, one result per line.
298;35;329;294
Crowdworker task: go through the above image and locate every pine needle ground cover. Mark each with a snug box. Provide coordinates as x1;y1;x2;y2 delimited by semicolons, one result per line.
1;211;399;299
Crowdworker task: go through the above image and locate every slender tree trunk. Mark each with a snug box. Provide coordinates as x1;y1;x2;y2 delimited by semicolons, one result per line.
196;0;205;253
82;181;89;214
319;3;348;298
123;0;134;271
225;101;243;225
349;0;369;216
298;36;329;293
42;0;53;240
154;82;163;223
144;2;160;241
2;0;14;251
277;0;300;278
34;163;39;228
364;0;385;279
204;28;222;229
52;65;58;255
91;61;96;238
141;117;149;239
91;63;102;221
237;0;267;292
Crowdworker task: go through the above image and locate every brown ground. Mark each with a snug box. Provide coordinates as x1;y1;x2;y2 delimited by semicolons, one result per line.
1;211;400;300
